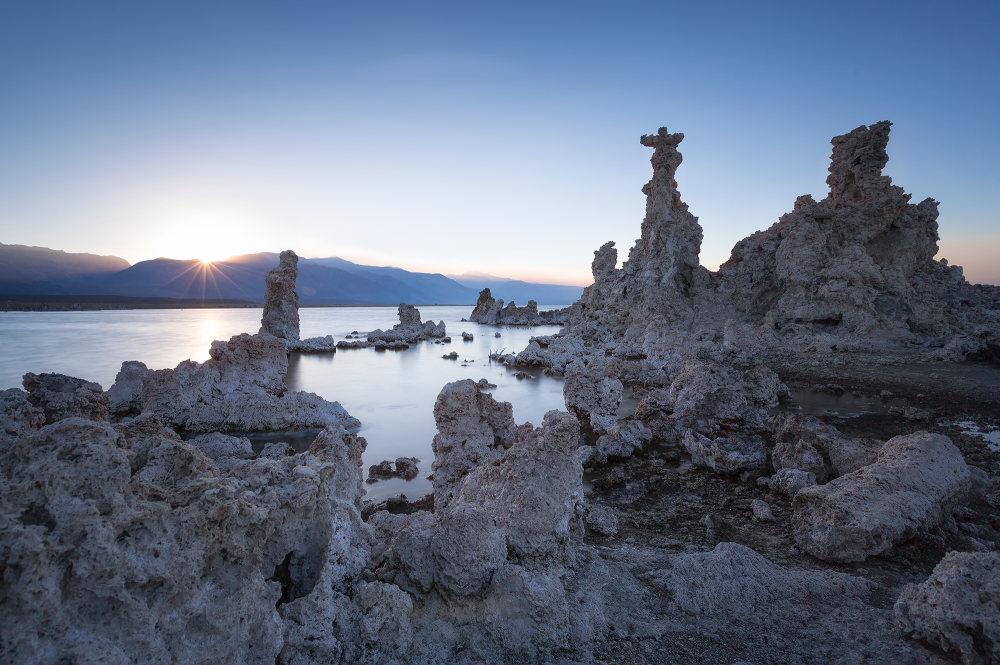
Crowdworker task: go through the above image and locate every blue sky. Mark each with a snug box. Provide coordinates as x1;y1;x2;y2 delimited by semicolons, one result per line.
1;1;997;285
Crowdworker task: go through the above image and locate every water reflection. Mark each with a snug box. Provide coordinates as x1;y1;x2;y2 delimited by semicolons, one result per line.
1;305;570;501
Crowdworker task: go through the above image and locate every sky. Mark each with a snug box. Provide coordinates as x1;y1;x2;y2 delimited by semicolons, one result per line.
0;1;997;286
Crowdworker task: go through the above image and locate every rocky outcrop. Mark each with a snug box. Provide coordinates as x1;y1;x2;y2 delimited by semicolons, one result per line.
106;332;360;434
510;121;1000;374
367;457;420;482
366;379;620;661
259;249;301;341
469;288;574;326
257;249;339;352
0;411;386;664
367;303;446;345
22;372;110;424
895;551;999;664
792;431;970;562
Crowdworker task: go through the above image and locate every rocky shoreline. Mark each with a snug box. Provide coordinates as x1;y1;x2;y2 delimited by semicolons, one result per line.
2;121;998;664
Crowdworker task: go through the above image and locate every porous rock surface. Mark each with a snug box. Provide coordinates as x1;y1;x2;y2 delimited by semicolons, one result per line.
259;249;301;341
367;379;631;661
367;304;446;345
508;122;999;378
770;411;884;480
0;403;388;664
469;287;573;326
895;551;999;664
22;372;110;424
107;332;359;433
792;431;971;562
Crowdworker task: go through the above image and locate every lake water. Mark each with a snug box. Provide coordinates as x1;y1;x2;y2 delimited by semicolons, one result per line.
0;306;570;501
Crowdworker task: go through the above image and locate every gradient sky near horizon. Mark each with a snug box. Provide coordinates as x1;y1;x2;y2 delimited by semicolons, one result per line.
1;1;997;286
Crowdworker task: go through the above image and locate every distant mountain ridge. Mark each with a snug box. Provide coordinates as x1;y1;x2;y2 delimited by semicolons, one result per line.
0;243;130;282
0;245;584;306
446;273;584;305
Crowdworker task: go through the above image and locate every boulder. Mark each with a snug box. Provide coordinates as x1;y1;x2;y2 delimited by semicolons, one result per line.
792;431;970;562
895;551;999;664
584;504;619;536
772;437;828;484
22;372;109;424
770;412;883;479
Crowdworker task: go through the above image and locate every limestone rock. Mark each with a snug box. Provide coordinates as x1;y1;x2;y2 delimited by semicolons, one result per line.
649;542;868;618
770;411;883;479
22;372;110;424
259;249;300;340
683;430;767;475
0;416;376;664
768;468;818;496
368;304;446;345
751;499;775;522
469;288;573;326
107;332;360;434
0;387;44;443
666;361;784;437
288;335;338;353
584;503;619;536
563;359;623;424
772;438;828;484
792;431;970;562
367;381;597;660
188;431;254;463
589;416;652;464
509;121;999;385
895;551;999;664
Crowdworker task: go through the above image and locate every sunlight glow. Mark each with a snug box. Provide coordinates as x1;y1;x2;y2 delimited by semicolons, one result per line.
142;208;262;263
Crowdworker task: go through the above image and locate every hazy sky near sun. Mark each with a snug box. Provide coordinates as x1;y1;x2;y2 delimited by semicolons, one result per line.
1;1;997;286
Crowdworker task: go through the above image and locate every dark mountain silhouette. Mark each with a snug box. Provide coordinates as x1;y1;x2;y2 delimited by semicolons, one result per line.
0;246;585;306
0;243;130;282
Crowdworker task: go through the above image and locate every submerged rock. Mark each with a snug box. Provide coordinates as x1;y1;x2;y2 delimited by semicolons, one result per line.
792;431;970;562
469;287;575;326
368;303;446;345
366;456;420;482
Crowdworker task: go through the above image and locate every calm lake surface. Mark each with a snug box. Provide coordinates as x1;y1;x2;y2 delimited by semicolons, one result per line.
0;306;570;500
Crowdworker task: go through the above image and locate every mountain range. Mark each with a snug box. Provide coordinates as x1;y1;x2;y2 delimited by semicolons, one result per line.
0;243;584;306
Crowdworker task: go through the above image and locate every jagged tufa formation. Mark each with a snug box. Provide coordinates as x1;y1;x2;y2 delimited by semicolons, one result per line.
565;122;999;362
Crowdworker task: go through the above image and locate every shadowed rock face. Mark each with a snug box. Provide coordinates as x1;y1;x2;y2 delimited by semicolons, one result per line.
895;551;1000;664
259;249;300;341
22;372;110;424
